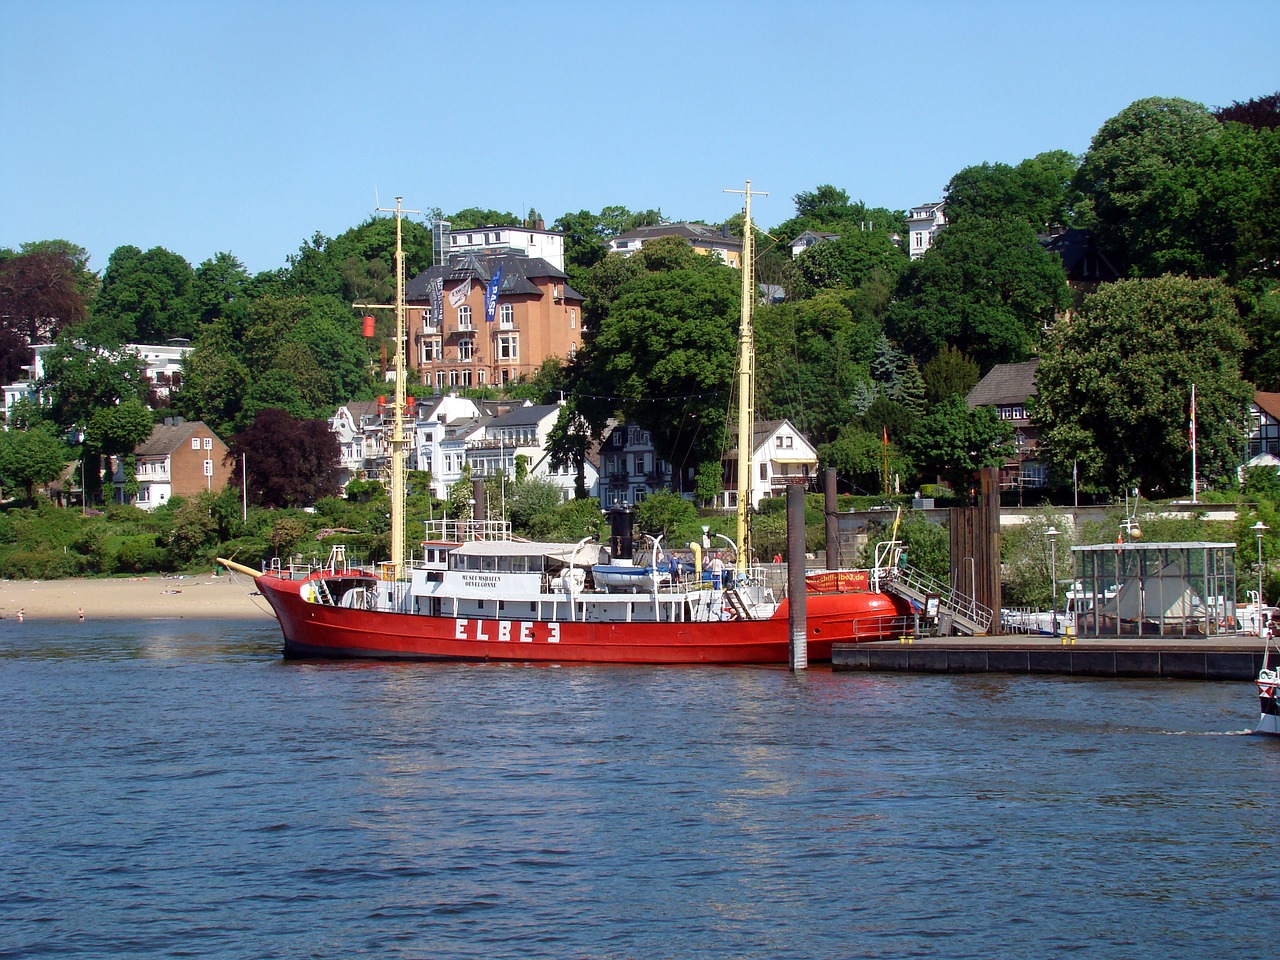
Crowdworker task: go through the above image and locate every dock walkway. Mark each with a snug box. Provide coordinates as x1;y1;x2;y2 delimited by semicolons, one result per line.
832;635;1271;681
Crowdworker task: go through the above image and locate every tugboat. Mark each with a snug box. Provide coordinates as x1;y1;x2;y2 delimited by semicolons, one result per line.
220;190;910;663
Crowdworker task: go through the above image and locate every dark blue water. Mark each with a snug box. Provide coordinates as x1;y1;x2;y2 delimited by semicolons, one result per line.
2;619;1276;960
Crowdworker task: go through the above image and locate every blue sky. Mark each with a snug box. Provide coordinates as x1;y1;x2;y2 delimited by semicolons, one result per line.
3;1;1277;276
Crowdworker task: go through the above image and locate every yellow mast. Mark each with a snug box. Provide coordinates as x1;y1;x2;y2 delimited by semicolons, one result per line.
354;197;419;577
725;181;767;575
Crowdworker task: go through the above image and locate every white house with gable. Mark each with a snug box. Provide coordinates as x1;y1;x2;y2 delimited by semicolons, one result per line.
907;202;946;260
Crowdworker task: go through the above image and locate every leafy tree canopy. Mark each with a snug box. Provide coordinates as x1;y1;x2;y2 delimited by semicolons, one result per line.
885;216;1068;370
1213;91;1280;130
446;208;522;230
1033;275;1252;494
583;265;739;479
229;408;341;508
945;150;1081;230
1073;97;1221;276
904;395;1015;492
0;247;90;381
85;245;196;345
0;422;71;500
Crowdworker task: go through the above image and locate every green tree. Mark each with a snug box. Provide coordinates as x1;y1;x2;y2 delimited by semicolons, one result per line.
921;345;981;403
1074;97;1221;276
86;245;196;344
945;150;1081;230
1033;275;1252;494
755;291;879;446
167;494;219;566
190;252;252;324
0;423;71;500
886;216;1068;370
584;266;739;482
634;490;697;540
905;395;1015;491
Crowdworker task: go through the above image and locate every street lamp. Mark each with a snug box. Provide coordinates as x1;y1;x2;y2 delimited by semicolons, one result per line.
1045;525;1059;636
1253;520;1268;636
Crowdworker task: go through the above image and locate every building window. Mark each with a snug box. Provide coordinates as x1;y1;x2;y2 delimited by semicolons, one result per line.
501;368;510;384
436;371;446;389
497;335;518;361
191;438;200;450
420;339;440;363
459;339;473;361
203;437;213;450
570;309;577;329
499;304;514;328
568;343;577;360
423;306;435;330
462;370;472;387
761;463;768;481
457;305;472;331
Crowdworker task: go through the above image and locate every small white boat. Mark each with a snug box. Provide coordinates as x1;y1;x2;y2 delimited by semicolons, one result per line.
591;561;670;592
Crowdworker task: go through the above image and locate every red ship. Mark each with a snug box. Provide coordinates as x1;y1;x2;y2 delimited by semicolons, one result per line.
219;190;911;663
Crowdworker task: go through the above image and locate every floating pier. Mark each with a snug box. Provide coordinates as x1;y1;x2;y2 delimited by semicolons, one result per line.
832;636;1270;681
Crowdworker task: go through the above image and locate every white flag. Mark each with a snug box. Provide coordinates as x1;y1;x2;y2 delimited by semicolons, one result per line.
448;278;472;309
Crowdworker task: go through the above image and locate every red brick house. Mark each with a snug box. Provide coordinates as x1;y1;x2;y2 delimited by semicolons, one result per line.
405;253;585;390
113;418;232;510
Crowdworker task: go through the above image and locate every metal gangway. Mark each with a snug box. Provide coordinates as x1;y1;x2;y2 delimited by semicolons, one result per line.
871;540;993;636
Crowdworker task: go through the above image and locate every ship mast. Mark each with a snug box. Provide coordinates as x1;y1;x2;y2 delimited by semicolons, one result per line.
354;196;419;577
724;181;766;575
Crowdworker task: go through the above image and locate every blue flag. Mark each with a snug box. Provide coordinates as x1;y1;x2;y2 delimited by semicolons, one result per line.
484;267;503;323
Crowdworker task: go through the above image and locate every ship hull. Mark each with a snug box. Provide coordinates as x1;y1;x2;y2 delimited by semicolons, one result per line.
254;573;909;665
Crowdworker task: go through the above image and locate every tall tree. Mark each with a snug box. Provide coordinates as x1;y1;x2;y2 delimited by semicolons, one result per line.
885;216;1068;370
905;396;1015;491
946;150;1080;230
1073;97;1221;276
1033;275;1252;494
87;245;196;344
583;265;740;483
0;423;71;501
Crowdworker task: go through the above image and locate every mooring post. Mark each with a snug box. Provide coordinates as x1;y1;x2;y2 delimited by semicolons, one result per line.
787;479;808;671
824;467;839;571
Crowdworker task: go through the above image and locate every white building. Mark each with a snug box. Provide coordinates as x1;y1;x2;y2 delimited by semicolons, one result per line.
440;223;565;272
906;202;946;260
3;341;193;422
720;419;818;510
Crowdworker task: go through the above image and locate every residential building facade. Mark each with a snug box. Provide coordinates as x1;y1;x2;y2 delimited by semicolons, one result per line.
966;360;1044;492
720;419;819;510
405;254;584;390
607;222;743;268
906;202;946;260
113;418;231;510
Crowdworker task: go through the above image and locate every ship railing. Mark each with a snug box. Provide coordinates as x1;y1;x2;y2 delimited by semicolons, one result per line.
422;518;513;542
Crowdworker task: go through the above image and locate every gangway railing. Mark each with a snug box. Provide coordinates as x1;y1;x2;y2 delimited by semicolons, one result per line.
870;540;993;635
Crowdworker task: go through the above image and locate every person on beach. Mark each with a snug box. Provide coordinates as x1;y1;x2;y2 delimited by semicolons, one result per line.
78;607;84;622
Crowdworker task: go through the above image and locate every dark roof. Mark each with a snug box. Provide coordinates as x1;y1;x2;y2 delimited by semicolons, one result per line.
405;253;580;301
135;420;223;457
612;222;742;249
488;403;560;429
1038;228;1120;284
967;361;1039;408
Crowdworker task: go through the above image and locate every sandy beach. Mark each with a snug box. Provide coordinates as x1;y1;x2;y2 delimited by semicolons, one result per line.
0;572;273;621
